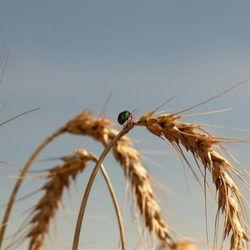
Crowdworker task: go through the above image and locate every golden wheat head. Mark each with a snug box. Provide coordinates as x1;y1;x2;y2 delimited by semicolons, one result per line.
137;111;249;250
26;152;90;250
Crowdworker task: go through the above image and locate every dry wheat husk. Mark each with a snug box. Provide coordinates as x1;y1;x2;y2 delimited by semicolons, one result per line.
137;111;249;250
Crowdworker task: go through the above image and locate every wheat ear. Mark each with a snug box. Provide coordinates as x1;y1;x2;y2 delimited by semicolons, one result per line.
24;149;124;250
112;133;197;250
137;111;249;250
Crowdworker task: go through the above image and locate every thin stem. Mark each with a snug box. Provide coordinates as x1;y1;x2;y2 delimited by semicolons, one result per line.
0;108;40;127
72;124;134;250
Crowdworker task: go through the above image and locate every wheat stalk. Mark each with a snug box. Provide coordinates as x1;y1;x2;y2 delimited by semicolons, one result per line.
72;125;134;250
136;111;249;250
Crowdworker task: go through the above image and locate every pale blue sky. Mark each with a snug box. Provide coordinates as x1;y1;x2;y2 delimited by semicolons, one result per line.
0;1;250;250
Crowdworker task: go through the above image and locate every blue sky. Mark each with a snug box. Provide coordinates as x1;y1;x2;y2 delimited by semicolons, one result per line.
0;2;250;249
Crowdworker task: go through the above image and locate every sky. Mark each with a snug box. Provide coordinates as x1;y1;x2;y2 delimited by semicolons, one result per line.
0;1;250;250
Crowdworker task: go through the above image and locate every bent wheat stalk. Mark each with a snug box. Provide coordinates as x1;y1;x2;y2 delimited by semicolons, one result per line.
24;149;124;250
136;111;249;250
72;124;133;250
